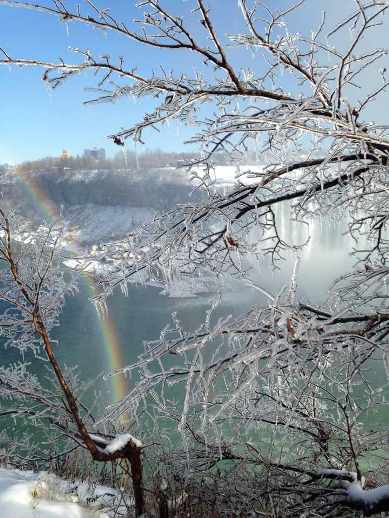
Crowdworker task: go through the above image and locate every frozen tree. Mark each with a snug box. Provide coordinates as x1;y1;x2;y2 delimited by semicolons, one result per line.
1;0;389;515
0;207;145;516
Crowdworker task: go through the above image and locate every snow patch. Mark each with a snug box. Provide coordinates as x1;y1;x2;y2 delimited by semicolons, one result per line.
0;467;133;517
0;468;104;517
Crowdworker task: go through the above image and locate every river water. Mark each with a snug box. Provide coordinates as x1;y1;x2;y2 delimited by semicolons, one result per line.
2;206;387;424
54;208;360;407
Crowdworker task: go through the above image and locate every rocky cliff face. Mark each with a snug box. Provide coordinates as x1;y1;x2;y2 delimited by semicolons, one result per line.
2;167;195;209
0;167;199;244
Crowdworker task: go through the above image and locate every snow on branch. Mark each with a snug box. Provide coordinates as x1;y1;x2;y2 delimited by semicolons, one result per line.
104;433;143;454
320;469;389;515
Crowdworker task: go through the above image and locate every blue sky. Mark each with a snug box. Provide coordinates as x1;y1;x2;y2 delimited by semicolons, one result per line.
0;1;385;164
0;2;184;162
0;0;302;163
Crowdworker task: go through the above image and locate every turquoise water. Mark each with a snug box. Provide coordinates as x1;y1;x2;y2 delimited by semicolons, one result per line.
55;282;223;408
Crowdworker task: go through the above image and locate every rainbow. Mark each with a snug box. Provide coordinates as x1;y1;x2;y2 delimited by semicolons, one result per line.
14;168;128;403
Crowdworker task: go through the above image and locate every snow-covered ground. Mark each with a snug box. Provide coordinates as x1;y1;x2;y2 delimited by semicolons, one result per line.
0;468;131;517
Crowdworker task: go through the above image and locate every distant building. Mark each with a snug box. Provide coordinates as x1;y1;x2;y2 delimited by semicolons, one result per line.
61;149;71;160
83;148;106;161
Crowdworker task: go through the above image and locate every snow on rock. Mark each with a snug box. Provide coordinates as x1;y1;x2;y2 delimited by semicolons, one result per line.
104;433;143;454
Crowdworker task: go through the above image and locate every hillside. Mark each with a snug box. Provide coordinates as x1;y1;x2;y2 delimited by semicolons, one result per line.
0;166;200;244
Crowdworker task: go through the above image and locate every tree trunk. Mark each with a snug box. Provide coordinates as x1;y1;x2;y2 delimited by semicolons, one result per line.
128;450;145;517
